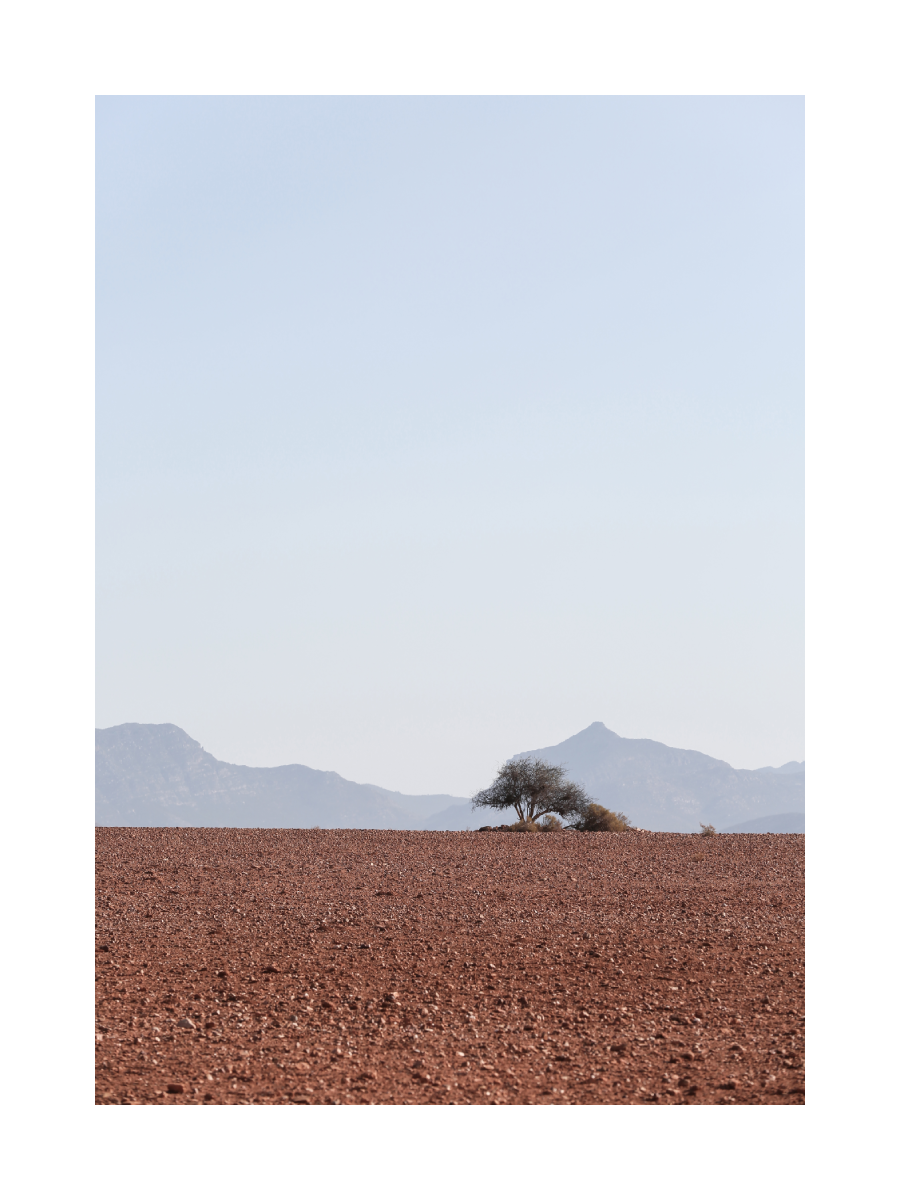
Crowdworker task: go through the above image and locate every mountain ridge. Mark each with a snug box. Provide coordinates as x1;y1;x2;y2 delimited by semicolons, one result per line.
96;720;803;832
510;722;803;833
96;723;466;829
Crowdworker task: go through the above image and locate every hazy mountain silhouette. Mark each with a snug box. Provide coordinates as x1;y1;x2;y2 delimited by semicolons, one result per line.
96;724;466;829
721;812;805;834
752;761;804;775
508;722;804;833
96;721;803;833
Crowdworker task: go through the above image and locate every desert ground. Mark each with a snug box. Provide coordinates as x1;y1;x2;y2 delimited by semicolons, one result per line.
95;828;804;1104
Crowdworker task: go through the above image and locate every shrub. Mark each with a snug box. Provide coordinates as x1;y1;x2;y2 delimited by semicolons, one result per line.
700;823;716;836
572;803;632;833
538;814;564;832
507;818;540;833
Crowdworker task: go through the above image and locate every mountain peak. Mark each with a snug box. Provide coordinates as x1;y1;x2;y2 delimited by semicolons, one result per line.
514;724;805;832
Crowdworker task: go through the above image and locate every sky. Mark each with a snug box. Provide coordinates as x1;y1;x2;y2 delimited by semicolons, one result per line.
96;96;804;796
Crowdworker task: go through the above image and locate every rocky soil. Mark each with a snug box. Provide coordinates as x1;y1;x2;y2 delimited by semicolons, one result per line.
95;828;804;1104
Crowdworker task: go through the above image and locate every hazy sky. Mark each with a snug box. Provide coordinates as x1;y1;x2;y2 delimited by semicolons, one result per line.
96;96;804;795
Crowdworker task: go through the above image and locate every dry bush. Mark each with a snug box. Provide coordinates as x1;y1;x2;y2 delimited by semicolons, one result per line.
538;814;564;832
700;823;717;837
507;819;540;833
573;803;632;833
479;819;542;833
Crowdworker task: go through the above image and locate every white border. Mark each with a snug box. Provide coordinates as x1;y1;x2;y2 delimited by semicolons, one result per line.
3;0;897;1194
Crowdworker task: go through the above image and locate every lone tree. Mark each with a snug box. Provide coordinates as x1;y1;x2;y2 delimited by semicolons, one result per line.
471;757;591;826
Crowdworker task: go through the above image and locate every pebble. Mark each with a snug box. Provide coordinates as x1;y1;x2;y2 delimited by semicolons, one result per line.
95;828;804;1107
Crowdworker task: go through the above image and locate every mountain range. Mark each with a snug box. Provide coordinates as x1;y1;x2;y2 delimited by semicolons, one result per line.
508;722;804;833
95;723;462;830
95;721;804;833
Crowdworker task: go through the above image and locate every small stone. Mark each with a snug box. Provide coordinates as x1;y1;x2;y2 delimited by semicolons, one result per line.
177;1018;195;1029
262;965;279;973
167;1083;184;1094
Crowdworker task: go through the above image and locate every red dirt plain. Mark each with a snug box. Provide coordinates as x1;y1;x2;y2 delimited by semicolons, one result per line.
95;828;804;1105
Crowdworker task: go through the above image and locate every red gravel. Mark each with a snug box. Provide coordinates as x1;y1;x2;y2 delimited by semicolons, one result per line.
95;828;804;1105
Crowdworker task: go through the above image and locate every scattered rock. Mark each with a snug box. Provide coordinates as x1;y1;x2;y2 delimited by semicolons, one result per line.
177;1018;195;1029
94;828;804;1107
167;1083;184;1094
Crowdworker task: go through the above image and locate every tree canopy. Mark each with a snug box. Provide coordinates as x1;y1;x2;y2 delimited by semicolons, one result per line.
471;757;591;825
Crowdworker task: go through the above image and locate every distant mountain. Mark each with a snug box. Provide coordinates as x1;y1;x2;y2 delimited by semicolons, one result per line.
721;813;805;834
96;724;467;829
420;803;506;831
96;720;804;833
752;761;805;775
512;722;804;833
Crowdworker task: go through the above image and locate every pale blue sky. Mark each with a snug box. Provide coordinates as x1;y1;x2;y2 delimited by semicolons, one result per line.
96;96;803;795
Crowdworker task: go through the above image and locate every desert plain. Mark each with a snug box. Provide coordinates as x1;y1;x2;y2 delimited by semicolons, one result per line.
95;828;804;1104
